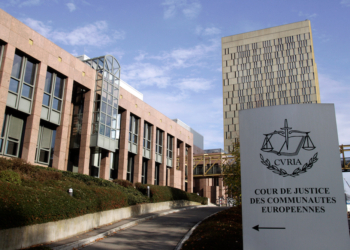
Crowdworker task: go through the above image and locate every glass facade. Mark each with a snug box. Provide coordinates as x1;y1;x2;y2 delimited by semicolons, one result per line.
84;55;120;151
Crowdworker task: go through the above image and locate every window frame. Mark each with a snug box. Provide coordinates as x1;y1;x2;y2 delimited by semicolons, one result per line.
129;115;139;145
143;122;152;150
166;134;173;159
0;112;25;158
156;129;163;156
35;125;56;166
9;51;38;114
42;69;66;125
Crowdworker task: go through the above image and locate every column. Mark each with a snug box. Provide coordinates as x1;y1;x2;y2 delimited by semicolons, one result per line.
118;109;130;180
159;132;167;186
21;62;47;164
133;117;144;183
52;78;73;170
100;150;111;180
187;145;193;193
0;44;15;132
169;136;177;188
147;125;156;184
78;89;94;175
179;140;185;191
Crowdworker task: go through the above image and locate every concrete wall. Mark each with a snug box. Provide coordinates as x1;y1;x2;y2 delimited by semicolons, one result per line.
0;200;201;250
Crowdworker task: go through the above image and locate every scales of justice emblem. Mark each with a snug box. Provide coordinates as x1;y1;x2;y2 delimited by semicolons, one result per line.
260;119;318;177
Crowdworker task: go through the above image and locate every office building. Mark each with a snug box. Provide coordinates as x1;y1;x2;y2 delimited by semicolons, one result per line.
222;20;321;152
0;9;193;191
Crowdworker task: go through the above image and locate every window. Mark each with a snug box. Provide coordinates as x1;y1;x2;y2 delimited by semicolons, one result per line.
154;163;160;185
129;115;139;144
141;159;148;184
35;125;56;166
0;41;5;70
0;112;24;157
110;151;119;180
167;134;173;167
9;51;38;113
42;69;65;125
127;153;134;183
143;122;151;150
156;129;163;155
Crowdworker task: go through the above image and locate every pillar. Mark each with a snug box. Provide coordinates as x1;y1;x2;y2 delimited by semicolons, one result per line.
179;140;185;191
78;89;94;175
118;109;130;180
169;136;177;188
21;62;46;164
147;125;156;184
0;44;15;134
52;78;73;170
187;145;193;193
159;132;167;186
100;150;111;180
133;117;144;183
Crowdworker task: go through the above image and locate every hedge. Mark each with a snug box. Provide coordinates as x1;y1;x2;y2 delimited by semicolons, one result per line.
135;183;208;205
0;158;207;230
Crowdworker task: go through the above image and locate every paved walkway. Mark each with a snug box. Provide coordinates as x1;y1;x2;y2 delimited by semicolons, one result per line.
48;206;227;250
82;206;227;250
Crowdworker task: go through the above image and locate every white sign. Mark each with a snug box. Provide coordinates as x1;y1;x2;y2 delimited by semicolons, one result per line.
240;104;349;250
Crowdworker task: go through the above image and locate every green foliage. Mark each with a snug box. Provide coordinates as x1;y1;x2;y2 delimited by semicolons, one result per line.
222;141;241;204
0;170;21;185
135;183;208;205
113;179;134;188
0;158;204;230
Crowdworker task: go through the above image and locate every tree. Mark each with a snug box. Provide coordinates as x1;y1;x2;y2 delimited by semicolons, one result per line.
222;141;241;205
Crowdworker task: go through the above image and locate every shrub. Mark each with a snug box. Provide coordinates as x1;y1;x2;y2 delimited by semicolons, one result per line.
113;179;134;188
135;183;208;205
0;170;21;185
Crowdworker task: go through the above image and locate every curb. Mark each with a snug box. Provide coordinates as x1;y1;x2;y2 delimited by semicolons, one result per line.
52;205;204;250
174;210;223;250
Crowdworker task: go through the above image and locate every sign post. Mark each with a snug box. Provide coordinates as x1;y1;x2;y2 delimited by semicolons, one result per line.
240;104;349;249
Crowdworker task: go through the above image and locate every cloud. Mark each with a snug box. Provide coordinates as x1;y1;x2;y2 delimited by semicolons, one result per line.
153;39;220;68
9;0;42;7
113;30;126;40
22;18;125;47
341;0;350;7
162;0;201;19
177;78;212;92
66;3;76;12
142;91;223;149
22;18;51;37
182;1;201;18
298;11;317;19
105;49;125;60
123;40;220;90
134;52;147;61
123;62;170;88
196;26;221;36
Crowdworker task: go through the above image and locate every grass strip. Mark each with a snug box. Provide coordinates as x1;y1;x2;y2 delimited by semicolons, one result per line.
181;206;242;250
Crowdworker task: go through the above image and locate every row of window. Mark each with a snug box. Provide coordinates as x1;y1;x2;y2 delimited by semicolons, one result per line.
231;51;312;66
233;63;311;76
231;87;315;104
4;50;65;166
223;33;311;56
128;114;174;160
232;95;314;112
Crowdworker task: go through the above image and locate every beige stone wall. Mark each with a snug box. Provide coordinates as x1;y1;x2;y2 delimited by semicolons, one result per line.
0;9;193;192
118;87;193;190
222;20;321;152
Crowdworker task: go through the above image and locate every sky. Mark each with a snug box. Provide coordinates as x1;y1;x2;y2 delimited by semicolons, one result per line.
1;0;350;190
